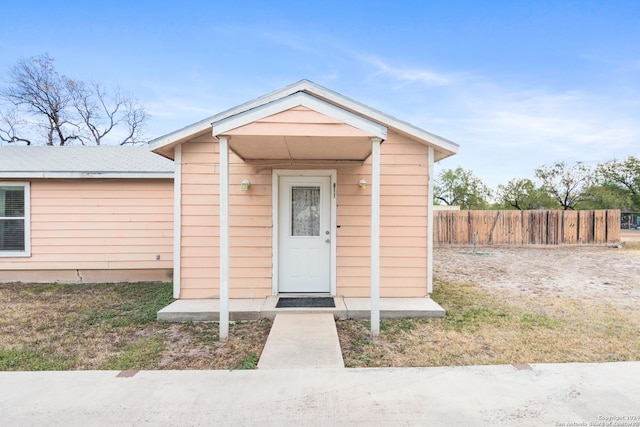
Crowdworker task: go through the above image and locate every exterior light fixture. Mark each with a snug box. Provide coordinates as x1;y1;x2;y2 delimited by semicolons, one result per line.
241;179;251;191
358;179;367;189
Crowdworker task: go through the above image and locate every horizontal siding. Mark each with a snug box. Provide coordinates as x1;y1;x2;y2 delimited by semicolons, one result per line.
0;178;173;273
179;130;430;299
180;141;220;296
336;130;428;297
179;140;273;299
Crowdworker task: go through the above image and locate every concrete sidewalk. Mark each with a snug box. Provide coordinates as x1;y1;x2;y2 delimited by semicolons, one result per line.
257;313;344;369
1;362;639;426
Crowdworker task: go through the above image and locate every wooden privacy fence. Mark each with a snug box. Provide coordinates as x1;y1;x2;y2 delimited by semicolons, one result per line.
434;209;621;245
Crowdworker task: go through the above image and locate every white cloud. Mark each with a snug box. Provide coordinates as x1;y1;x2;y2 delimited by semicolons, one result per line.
409;75;640;187
359;54;452;87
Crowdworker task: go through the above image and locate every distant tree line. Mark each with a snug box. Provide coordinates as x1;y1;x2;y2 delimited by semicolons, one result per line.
435;156;640;212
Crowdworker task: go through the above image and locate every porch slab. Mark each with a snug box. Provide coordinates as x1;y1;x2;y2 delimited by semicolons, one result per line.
344;297;446;319
156;298;265;322
157;297;445;322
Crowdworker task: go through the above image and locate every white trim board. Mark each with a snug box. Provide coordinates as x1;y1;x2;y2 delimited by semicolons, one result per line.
212;92;387;140
150;80;458;161
427;146;435;295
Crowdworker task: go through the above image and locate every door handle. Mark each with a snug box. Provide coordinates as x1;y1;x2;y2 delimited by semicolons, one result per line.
325;239;330;243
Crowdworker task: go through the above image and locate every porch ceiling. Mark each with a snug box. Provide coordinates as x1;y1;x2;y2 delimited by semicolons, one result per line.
213;94;387;163
227;134;374;162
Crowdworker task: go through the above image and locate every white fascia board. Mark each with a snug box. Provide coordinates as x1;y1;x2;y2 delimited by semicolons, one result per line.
148;81;311;152
149;79;459;155
301;83;460;154
0;172;173;179
212;92;387;140
148;118;214;152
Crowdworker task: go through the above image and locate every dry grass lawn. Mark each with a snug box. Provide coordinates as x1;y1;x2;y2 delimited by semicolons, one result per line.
338;240;640;367
0;282;271;371
2;240;639;370
337;281;640;367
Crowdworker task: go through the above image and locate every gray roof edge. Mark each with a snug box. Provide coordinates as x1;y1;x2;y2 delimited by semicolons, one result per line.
149;80;459;155
296;81;460;153
0;171;174;179
0;146;175;175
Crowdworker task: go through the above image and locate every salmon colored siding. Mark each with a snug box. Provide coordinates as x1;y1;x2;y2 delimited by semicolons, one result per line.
336;131;428;297
179;139;273;298
177;129;430;299
227;106;372;137
0;178;173;282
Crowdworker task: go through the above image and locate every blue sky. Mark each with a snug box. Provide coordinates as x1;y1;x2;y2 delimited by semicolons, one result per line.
1;0;639;189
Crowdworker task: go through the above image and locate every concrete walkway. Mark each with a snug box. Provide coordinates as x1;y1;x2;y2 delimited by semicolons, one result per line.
1;362;639;426
257;313;344;369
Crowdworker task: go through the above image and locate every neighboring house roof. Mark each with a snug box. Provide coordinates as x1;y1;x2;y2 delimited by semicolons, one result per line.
0;146;174;179
149;79;460;162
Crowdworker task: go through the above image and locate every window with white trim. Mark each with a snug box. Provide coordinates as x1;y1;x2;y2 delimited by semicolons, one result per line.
0;182;30;257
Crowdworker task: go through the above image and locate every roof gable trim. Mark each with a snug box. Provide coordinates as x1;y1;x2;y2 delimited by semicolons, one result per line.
212;92;388;140
299;82;459;154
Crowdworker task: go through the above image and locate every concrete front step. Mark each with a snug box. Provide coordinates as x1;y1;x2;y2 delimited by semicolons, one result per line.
157;296;445;322
257;313;344;369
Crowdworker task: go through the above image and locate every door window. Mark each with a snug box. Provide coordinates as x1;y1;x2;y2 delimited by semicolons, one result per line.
291;186;320;237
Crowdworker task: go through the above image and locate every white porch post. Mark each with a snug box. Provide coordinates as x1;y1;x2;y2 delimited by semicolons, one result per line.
219;136;230;341
427;146;435;294
173;145;182;299
371;137;381;337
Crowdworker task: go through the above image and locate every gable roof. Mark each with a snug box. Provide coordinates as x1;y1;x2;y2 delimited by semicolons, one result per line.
149;80;459;161
0;146;174;179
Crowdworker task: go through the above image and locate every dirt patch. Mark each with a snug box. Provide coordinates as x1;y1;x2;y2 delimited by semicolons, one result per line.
338;240;640;367
433;245;640;311
621;229;640;242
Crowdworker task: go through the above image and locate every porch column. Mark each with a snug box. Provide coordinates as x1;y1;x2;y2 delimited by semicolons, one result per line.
371;137;382;337
427;146;435;294
219;136;230;341
173;145;182;299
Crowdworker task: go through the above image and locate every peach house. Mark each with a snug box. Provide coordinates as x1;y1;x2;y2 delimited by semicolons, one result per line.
0;146;174;283
150;80;459;337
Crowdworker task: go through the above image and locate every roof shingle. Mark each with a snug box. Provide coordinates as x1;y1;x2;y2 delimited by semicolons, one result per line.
0;146;174;178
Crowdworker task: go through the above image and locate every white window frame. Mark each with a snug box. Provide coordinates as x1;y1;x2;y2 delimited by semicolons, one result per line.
0;181;31;257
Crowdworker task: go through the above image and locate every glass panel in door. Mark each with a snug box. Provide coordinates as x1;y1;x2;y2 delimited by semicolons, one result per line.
291;186;321;237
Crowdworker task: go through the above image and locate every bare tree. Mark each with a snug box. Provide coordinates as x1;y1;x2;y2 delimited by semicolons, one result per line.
0;110;32;145
118;95;147;145
71;81;147;145
0;54;148;146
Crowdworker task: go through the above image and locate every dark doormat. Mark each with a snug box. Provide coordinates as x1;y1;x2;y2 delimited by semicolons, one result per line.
276;297;336;308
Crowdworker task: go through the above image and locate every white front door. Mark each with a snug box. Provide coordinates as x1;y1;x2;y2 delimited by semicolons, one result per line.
278;175;331;293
